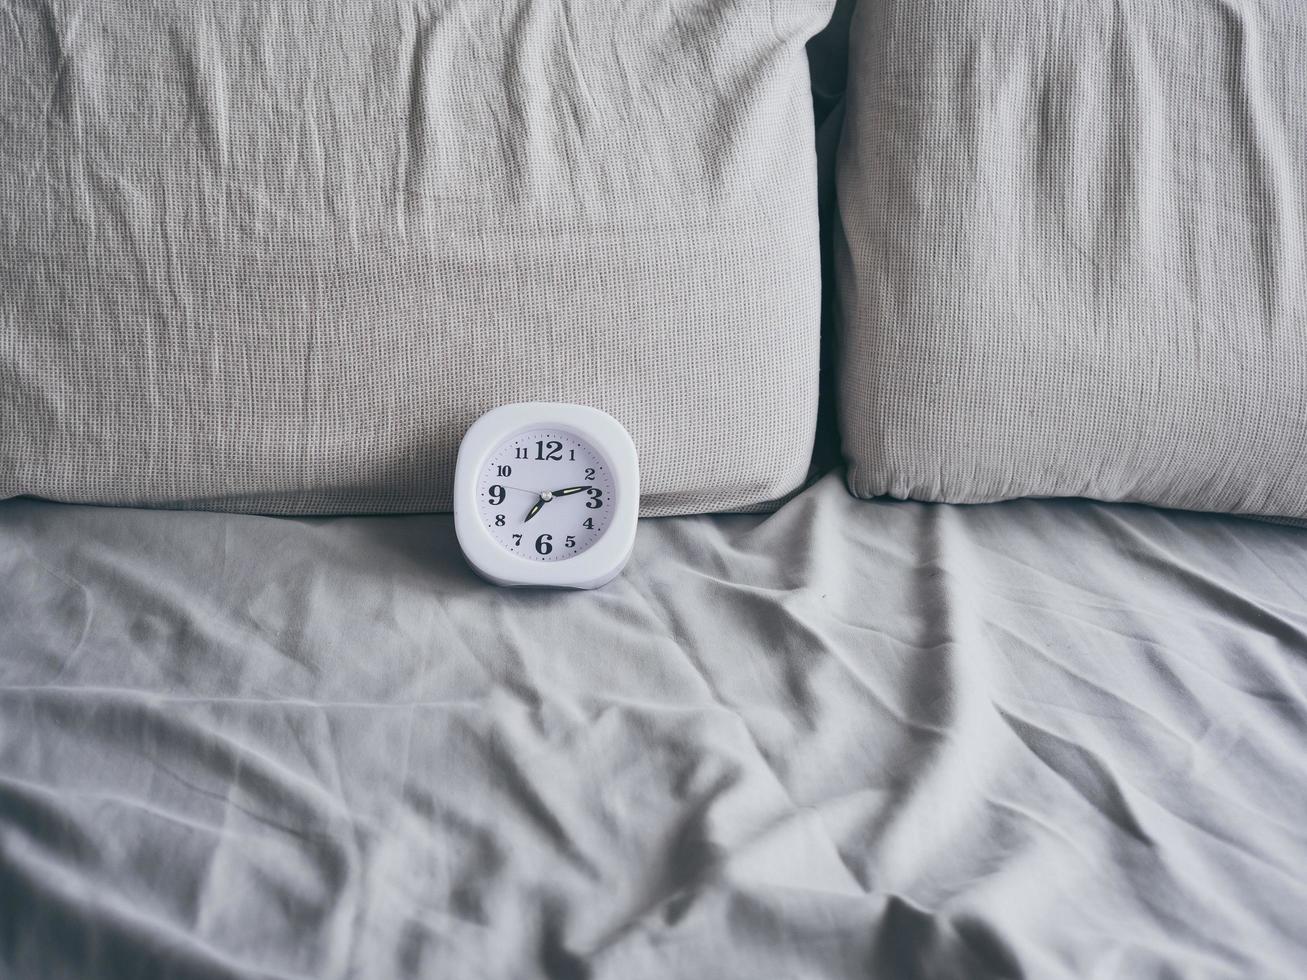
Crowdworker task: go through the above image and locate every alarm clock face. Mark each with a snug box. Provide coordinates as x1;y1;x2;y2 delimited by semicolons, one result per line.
454;403;640;590
475;429;616;561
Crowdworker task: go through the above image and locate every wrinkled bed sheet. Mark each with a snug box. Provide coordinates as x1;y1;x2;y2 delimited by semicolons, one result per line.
2;473;1305;979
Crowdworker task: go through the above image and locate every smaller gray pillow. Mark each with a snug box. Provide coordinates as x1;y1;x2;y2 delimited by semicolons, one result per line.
836;0;1307;519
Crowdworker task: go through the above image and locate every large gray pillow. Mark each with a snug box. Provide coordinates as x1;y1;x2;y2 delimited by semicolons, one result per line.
836;0;1307;518
0;0;831;516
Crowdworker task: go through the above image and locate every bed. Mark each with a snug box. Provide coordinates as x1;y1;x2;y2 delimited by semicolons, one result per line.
4;472;1305;978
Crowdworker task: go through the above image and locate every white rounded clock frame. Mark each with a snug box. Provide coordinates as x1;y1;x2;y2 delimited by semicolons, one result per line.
454;402;640;590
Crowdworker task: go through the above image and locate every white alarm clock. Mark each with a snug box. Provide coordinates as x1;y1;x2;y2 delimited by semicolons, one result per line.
453;403;640;589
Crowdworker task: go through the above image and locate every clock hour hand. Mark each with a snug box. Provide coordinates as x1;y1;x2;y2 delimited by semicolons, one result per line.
524;485;588;522
524;488;560;523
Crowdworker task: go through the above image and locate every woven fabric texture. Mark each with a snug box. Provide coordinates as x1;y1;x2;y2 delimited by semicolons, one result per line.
836;0;1307;518
0;0;831;516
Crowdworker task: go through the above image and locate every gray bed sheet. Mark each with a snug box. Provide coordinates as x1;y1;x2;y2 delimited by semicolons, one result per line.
2;472;1305;979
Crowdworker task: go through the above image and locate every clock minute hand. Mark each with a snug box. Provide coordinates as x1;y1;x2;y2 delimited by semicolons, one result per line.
525;487;588;523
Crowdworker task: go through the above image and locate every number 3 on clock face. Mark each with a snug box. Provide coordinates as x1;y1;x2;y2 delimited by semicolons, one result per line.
454;403;640;590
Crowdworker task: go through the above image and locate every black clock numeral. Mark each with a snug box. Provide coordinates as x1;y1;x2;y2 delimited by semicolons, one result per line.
565;535;576;548
535;533;553;556
515;446;528;460
535;440;563;461
568;449;576;461
494;514;505;526
488;485;505;506
512;533;522;546
585;487;604;509
497;464;512;477
584;467;596;481
582;517;595;530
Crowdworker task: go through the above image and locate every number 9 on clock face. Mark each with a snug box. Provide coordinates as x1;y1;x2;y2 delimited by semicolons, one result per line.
454;404;640;590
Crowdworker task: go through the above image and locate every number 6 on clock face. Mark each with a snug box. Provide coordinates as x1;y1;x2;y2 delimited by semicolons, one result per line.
454;403;640;590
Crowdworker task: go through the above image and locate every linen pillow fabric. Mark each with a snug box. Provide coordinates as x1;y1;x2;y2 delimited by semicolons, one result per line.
0;0;832;516
836;0;1307;518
